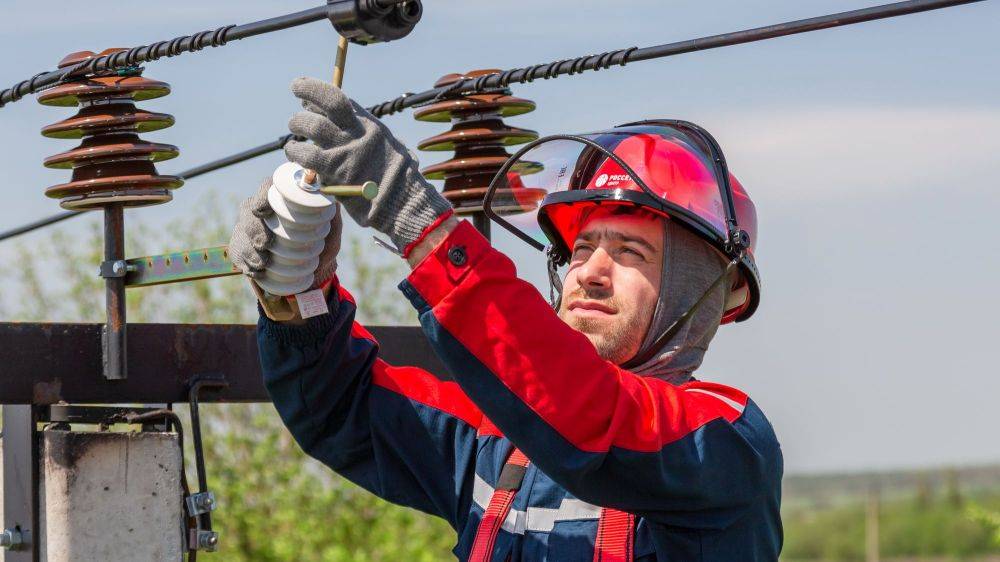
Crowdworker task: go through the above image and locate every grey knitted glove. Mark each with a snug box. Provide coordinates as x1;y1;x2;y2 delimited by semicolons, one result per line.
229;176;343;289
284;77;453;254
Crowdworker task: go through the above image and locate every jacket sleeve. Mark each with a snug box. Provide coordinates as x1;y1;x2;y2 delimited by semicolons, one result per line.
399;220;782;530
257;278;481;529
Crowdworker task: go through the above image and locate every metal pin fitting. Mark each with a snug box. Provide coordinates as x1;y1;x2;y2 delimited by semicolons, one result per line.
296;168;379;200
302;169;318;186
319;181;379;200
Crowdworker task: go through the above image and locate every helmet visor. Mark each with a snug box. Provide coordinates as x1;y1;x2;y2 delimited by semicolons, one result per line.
486;123;733;251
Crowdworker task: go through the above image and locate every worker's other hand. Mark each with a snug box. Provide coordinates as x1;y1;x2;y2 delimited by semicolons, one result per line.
284;77;453;256
229;176;343;289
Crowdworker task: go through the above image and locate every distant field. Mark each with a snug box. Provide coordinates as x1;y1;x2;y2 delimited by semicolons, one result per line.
784;463;1000;509
781;464;1000;561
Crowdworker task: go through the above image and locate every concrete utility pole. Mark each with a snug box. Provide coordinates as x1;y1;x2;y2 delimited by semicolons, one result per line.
3;428;185;562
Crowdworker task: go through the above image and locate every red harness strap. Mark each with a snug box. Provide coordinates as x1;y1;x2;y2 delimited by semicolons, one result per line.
468;448;530;562
593;508;637;562
469;447;636;562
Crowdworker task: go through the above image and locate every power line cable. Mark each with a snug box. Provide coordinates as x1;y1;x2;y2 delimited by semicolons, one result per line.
0;0;986;242
0;0;415;108
367;0;985;116
0;7;332;108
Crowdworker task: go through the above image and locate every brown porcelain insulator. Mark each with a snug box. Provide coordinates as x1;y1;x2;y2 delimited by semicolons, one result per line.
40;49;182;211
416;69;544;215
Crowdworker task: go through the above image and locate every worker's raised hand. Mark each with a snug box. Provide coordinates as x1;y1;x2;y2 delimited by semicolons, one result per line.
229;176;343;290
284;77;452;256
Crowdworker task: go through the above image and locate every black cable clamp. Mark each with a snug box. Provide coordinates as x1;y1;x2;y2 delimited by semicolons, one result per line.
326;0;423;45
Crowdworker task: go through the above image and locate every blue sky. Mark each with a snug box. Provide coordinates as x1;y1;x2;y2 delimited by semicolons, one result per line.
1;0;998;473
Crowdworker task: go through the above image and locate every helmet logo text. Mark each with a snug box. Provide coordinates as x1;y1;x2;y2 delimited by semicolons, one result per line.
595;173;631;188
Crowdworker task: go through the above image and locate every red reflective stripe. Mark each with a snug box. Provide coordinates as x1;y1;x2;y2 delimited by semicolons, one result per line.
593;508;636;562
372;360;483;429
468;449;530;562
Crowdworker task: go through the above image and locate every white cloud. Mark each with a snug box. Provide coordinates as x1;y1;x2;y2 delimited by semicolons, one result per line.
714;106;1000;202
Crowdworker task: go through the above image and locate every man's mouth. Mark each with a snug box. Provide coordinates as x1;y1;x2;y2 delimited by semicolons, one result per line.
567;300;617;316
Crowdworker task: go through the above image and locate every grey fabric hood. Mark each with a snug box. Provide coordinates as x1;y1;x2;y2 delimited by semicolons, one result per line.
627;219;729;384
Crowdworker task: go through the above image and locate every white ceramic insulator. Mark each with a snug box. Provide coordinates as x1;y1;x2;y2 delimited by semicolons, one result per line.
256;162;337;296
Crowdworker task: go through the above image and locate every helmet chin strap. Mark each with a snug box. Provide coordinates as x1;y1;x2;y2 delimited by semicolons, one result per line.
620;257;738;371
546;246;564;310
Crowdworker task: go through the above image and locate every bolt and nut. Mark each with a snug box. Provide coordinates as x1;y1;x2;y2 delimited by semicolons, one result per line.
1;528;23;549
197;531;219;551
197;495;215;510
97;260;136;277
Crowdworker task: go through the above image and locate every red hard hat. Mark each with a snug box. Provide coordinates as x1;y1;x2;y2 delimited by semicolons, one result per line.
487;121;760;323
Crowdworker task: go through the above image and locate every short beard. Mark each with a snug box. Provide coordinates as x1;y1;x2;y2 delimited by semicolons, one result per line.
558;288;655;365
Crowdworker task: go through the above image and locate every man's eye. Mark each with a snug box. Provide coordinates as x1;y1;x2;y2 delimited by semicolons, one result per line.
571;244;594;258
620;247;646;260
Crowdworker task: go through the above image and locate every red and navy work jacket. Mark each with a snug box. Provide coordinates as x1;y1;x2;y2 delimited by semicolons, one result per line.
258;220;783;561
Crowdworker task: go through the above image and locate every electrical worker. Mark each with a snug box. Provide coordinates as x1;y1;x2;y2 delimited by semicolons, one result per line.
230;77;782;561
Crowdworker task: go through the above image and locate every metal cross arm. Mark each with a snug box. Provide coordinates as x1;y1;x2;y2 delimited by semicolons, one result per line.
0;322;446;405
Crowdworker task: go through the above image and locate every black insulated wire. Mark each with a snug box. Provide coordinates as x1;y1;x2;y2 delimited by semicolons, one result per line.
367;0;985;116
0;5;333;108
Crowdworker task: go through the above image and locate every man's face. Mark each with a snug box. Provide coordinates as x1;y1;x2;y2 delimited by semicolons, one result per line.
557;208;664;364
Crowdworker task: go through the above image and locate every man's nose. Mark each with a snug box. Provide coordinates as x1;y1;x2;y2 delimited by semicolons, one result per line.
578;248;613;289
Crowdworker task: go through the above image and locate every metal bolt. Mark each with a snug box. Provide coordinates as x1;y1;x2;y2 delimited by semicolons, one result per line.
1;528;23;549
293;168;320;192
198;531;219;551
199;495;215;510
112;260;126;275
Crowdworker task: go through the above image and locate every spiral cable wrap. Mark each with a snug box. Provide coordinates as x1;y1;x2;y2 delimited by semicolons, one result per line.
371;47;637;117
63;25;238;80
2;72;48;106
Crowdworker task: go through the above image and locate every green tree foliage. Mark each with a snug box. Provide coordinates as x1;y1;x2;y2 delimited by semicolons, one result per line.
2;194;453;560
967;504;1000;548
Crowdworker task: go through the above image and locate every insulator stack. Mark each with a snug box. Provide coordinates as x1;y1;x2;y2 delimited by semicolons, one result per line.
415;69;544;215
39;49;183;210
257;162;337;296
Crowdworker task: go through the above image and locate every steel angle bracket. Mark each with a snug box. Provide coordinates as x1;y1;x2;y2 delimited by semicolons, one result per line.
124;245;238;288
